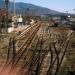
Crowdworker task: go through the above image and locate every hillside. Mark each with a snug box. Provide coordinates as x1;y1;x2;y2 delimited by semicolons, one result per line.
0;0;60;16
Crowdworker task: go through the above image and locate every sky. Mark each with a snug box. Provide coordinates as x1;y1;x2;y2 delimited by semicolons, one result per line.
10;0;75;14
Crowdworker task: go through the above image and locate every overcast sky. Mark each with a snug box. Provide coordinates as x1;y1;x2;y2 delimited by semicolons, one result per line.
10;0;75;13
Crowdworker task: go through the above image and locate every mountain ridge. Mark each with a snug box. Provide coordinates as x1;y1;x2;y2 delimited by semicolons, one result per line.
1;0;74;16
0;0;61;16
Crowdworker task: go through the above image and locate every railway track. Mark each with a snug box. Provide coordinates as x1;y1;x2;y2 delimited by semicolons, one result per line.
45;27;73;75
0;21;73;75
0;21;42;75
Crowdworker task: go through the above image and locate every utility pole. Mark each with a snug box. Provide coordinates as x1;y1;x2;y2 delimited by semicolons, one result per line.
27;8;29;17
13;0;15;17
4;0;9;33
12;0;15;27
